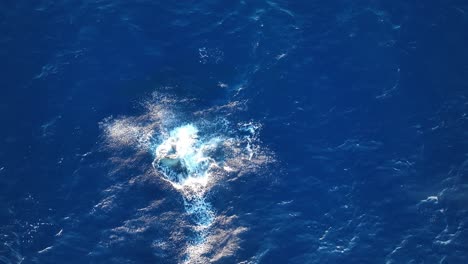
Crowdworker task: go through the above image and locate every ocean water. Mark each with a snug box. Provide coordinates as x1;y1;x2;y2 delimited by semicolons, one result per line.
1;0;468;263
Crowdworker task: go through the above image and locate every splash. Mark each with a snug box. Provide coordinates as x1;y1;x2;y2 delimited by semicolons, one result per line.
101;93;274;263
153;124;215;188
151;121;262;259
152;124;219;229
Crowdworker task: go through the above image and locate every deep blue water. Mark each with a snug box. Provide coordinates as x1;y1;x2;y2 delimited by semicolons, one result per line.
1;1;468;263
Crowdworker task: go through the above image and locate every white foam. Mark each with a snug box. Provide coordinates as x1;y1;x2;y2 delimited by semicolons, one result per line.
101;95;274;263
153;124;220;191
153;124;222;236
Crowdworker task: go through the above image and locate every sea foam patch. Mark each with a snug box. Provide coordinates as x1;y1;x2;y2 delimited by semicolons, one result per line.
101;92;274;263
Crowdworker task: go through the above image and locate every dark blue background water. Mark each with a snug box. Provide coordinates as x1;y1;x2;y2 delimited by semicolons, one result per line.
1;1;468;263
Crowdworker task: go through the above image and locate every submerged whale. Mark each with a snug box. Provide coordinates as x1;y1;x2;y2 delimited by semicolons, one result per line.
155;141;189;177
153;124;215;184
